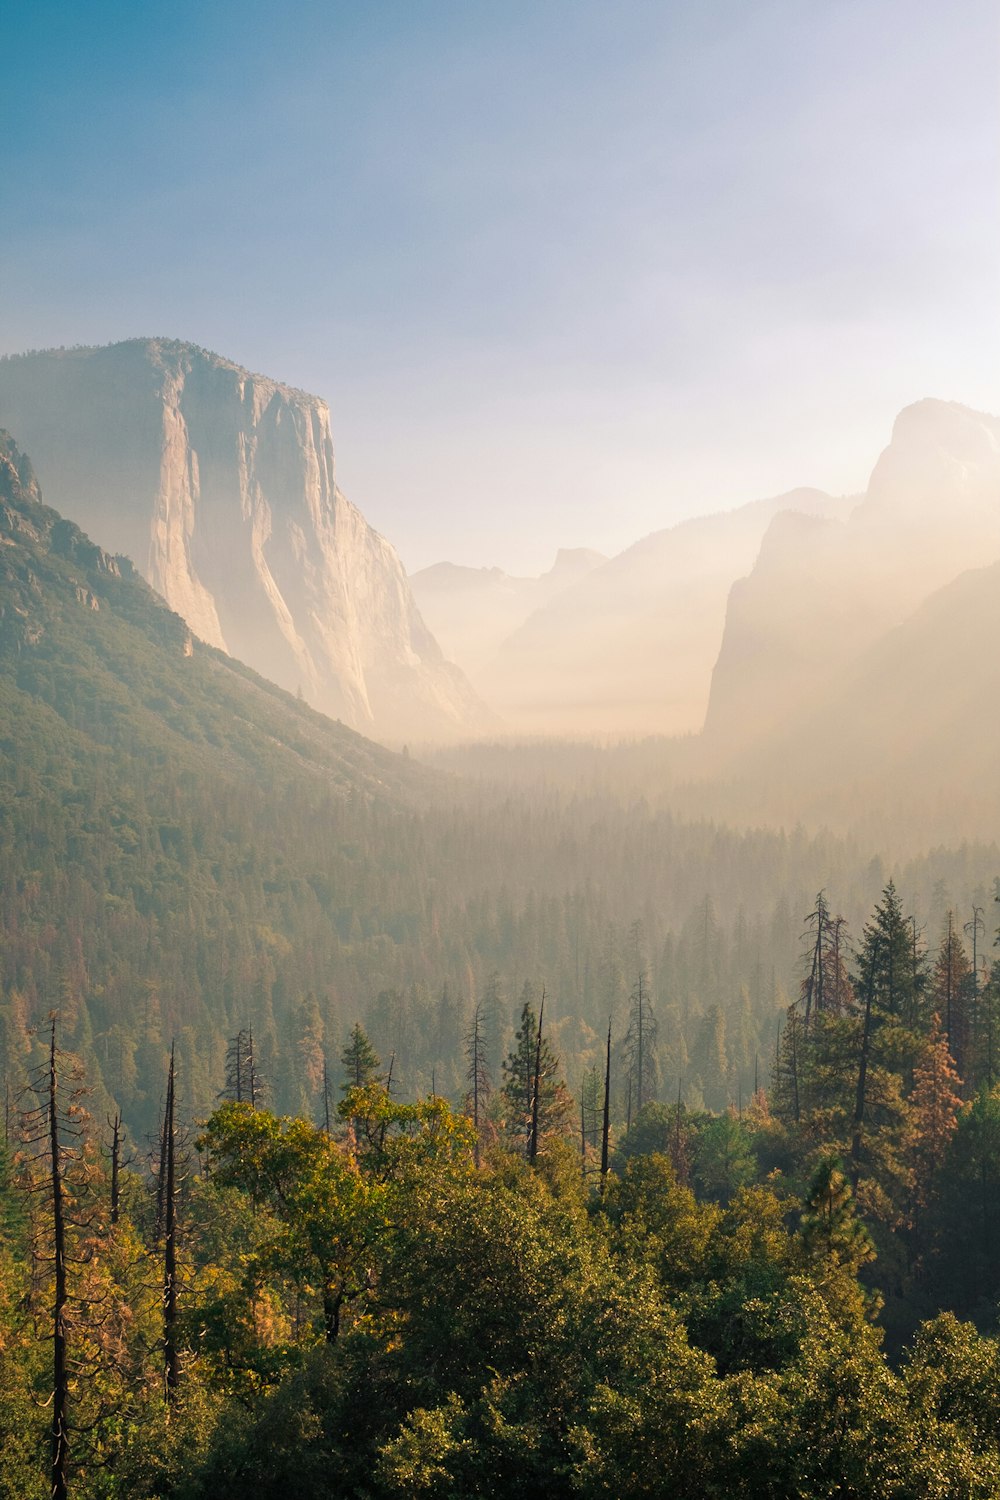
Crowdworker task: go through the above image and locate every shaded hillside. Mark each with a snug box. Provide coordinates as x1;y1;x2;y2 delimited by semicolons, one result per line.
0;431;995;1146
0;429;444;1131
703;559;1000;840
0;433;435;800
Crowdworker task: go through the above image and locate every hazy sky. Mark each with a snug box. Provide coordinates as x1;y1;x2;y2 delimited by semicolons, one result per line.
3;0;997;572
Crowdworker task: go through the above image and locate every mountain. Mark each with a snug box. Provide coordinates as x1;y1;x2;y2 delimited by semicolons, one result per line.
705;400;1000;748
705;555;1000;841
0;426;446;1128
470;489;850;736
409;547;607;675
1;427;996;1147
0;339;492;744
0;429;434;804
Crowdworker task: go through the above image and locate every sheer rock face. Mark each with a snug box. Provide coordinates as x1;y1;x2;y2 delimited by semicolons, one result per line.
705;399;1000;747
0;339;492;743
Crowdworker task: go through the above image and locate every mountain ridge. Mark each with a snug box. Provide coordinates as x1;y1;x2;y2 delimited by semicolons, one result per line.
705;398;1000;746
471;486;851;736
0;339;493;745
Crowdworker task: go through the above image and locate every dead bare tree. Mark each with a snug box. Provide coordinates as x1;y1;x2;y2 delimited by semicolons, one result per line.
601;1017;612;1189
162;1045;180;1399
17;1020;107;1500
528;990;545;1165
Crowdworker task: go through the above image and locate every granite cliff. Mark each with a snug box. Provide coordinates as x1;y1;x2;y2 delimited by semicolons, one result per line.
0;339;492;743
705;399;1000;747
465;489;850;737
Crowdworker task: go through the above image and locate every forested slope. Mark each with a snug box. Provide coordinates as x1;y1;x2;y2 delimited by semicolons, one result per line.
0;430;997;1151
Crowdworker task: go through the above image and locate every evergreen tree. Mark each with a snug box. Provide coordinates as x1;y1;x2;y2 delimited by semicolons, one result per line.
929;915;973;1080
580;1065;601;1153
773;1003;806;1123
852;880;926;1026
479;972;504;1078
624;923;659;1116
800;1157;876;1276
500;994;572;1155
691;1005;728;1112
340;1024;381;1095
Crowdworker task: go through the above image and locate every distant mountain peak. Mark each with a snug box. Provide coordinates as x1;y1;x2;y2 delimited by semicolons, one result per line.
705;397;1000;746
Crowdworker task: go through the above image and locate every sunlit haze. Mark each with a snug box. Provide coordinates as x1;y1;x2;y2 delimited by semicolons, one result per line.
4;0;997;572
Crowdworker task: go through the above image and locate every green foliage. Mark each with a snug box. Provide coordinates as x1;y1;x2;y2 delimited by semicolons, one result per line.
4;436;1000;1491
800;1158;876;1276
927;1086;1000;1320
340;1023;381;1094
693;1113;756;1205
500;994;573;1154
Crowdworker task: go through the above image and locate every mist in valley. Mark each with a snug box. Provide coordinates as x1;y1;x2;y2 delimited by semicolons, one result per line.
1;1;999;1494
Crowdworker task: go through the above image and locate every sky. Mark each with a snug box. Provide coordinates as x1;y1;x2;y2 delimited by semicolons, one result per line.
3;0;998;573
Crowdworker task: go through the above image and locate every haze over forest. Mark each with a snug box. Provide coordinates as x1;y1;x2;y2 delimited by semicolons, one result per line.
1;3;999;1497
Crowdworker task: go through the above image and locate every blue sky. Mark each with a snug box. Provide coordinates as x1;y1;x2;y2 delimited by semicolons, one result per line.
3;0;997;571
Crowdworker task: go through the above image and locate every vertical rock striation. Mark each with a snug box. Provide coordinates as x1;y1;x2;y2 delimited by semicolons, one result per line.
0;339;492;742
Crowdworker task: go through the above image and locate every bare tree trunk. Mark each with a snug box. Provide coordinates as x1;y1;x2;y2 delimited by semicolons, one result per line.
110;1111;121;1226
529;992;545;1164
248;1026;257;1108
154;1094;169;1244
322;1279;344;1343
49;1023;69;1500
163;1045;180;1399
601;1017;611;1188
636;972;644;1117
472;1015;481;1168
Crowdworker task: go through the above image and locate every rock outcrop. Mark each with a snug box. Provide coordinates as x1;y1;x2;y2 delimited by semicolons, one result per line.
0;339;493;743
705;400;1000;747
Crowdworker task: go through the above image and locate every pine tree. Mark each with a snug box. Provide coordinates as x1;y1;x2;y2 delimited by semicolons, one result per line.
294;994;326;1101
340;1023;381;1095
580;1065;601;1153
771;1002;805;1124
691;1005;728;1112
929;915;973;1080
800;1157;876;1275
624;925;659;1116
501;995;572;1156
479;971;504;1078
852;880;926;1025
